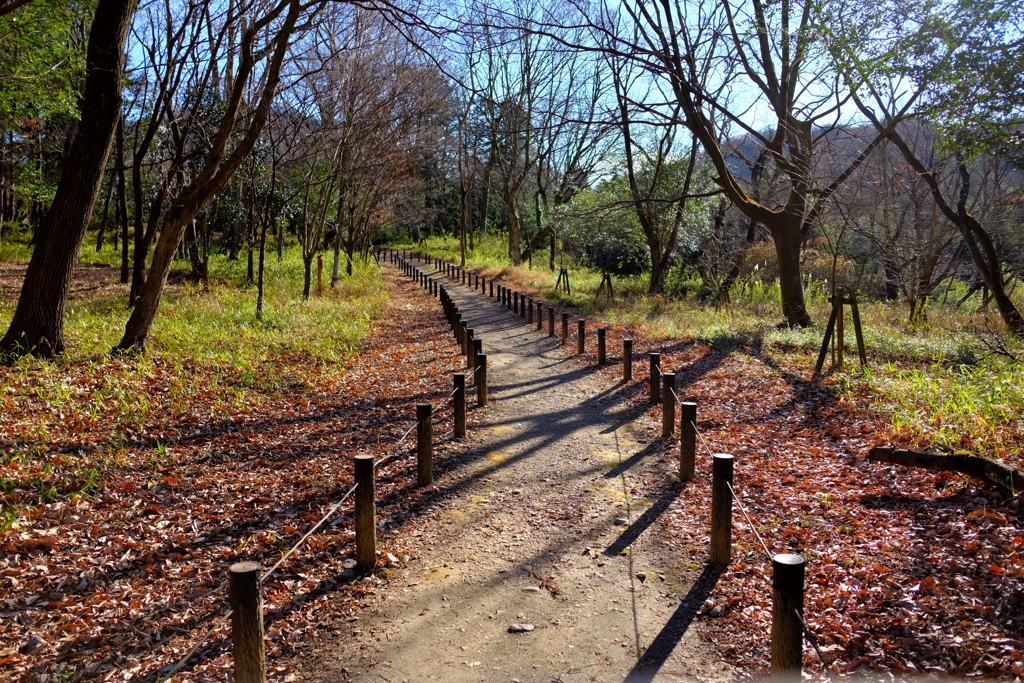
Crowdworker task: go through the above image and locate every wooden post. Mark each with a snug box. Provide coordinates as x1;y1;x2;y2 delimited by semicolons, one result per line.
466;328;475;368
649;352;661;404
814;295;841;375
850;293;867;367
461;320;469;356
506;288;512;310
472;338;481;378
514;291;519;315
229;562;266;683
520;293;526;319
710;454;733;565
561;312;569;345
537;302;543;331
577;319;585;354
680;402;696;481
548;307;555;337
416;403;433;487
771;554;806;682
476;353;487;406
490;281;494;297
662;372;676;437
836;288;845;368
527;298;534;324
623;339;632;381
354;454;376;570
597;328;606;365
454;373;466;439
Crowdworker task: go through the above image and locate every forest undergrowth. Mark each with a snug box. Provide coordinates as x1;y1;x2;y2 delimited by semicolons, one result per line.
0;247;473;682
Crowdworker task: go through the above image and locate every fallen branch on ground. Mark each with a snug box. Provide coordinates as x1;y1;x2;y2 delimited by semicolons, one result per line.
868;447;1024;495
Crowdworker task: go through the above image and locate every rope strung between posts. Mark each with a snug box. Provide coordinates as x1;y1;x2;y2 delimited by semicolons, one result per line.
725;480;773;563
794;608;837;681
667;387;714;459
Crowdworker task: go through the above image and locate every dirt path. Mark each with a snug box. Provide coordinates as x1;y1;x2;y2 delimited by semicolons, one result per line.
299;264;726;683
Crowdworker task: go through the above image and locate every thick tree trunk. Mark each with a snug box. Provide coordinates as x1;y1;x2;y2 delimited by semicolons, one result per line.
504;185;522;266
0;0;137;359
769;222;812;328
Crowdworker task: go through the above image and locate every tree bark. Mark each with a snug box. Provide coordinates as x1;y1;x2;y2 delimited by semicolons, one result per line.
0;0;138;358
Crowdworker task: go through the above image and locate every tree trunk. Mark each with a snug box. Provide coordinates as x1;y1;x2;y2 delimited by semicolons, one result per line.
116;115;129;284
256;221;268;318
95;167;115;252
302;256;312;300
504;185;522;266
0;0;137;359
769;221;812;327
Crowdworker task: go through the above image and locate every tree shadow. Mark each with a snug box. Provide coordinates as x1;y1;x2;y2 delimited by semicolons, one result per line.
604;484;685;556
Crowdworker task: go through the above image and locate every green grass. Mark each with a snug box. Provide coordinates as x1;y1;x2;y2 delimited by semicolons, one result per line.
407;233;1024;465
0;233;389;523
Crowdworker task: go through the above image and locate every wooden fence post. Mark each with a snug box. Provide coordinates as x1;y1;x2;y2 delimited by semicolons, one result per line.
453;373;466;438
649;352;661;404
466;328;475;368
354;454;376;570
662;372;676;437
490;281;494;297
527;298;534;324
507;288;512;310
514;291;519;315
472;338;481;376
520;293;526;319
577;319;586;354
416;403;432;487
561;312;569;345
597;328;606;365
537;302;543;331
623;339;632;381
548;307;555;337
771;554;805;682
680;402;696;481
229;561;266;683
476;354;487;406
710;453;733;565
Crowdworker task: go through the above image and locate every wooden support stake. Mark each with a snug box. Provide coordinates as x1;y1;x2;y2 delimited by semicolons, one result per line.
453;374;466;439
597;328;606;365
710;453;733;565
476;354;488;406
814;295;841;375
661;372;676;437
770;554;805;682
649;352;661;404
836;288;845;368
850;293;867;367
679;402;696;481
577;319;586;354
229;561;266;683
354;454;376;570
416;403;432;487
623;339;632;381
561;312;569;345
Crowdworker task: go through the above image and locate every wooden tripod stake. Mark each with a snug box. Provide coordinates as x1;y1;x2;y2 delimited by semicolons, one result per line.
814;288;867;375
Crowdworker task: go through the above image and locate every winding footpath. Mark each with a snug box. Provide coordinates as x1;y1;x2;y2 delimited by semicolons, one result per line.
299;260;726;683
